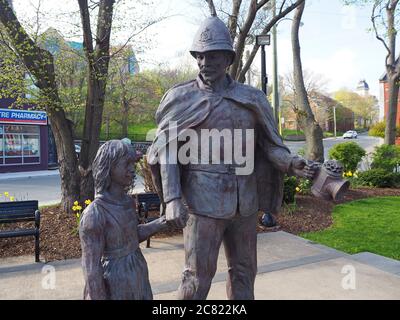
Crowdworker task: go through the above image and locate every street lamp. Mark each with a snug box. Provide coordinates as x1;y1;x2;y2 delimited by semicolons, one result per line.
256;34;271;95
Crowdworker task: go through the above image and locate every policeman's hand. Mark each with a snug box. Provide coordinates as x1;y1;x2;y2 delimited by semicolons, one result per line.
291;157;318;180
165;198;189;229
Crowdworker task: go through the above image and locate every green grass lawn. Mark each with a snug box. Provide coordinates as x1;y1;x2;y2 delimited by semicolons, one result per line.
128;121;156;136
282;129;304;137
300;197;400;260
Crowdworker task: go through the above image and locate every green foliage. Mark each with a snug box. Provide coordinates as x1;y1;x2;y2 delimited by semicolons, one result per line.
135;156;156;193
333;89;379;127
297;178;312;195
282;202;297;215
328;142;366;172
369;121;385;138
356;169;400;188
283;176;297;204
301;197;400;260
297;147;305;157
371;144;400;173
369;121;400;138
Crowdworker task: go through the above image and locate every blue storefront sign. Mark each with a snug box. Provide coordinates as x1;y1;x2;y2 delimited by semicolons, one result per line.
0;108;47;125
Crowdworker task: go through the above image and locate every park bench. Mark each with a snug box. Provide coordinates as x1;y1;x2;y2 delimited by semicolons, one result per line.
135;192;162;248
0;200;41;262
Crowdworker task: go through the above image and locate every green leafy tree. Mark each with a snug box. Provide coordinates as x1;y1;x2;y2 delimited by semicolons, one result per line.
0;0;163;212
333;89;379;128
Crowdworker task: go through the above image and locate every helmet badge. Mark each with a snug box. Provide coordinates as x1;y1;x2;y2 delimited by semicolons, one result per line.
199;28;212;43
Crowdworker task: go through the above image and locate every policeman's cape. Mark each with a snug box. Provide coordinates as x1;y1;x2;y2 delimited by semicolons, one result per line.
147;76;293;215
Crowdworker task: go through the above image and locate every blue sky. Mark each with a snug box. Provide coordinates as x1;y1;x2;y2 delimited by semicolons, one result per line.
12;0;387;101
146;0;387;101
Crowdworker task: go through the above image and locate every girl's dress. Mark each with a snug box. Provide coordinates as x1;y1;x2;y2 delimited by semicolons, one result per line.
79;193;152;300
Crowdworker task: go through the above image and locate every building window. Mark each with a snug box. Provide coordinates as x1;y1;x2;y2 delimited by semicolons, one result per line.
0;125;40;166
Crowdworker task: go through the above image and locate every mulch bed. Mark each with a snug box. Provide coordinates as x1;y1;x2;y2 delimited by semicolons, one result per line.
1;187;400;262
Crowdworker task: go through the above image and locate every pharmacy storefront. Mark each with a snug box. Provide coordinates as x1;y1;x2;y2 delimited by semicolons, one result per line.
0;108;49;173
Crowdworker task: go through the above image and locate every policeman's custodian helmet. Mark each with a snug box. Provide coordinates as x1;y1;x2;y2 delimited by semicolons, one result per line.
190;16;236;65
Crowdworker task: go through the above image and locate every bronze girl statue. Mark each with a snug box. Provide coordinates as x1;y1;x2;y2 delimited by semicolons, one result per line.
79;140;167;300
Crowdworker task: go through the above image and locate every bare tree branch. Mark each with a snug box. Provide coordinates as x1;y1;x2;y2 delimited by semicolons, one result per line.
373;2;391;62
109;15;174;60
237;0;305;82
228;0;242;42
206;0;217;16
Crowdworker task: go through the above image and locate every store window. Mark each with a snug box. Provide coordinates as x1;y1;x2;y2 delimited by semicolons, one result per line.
0;126;3;165
0;125;40;166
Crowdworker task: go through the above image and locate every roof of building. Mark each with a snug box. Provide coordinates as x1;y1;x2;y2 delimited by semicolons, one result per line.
357;79;369;91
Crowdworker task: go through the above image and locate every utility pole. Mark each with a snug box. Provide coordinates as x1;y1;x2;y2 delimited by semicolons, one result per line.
256;34;271;95
333;105;337;138
261;45;267;94
246;50;251;86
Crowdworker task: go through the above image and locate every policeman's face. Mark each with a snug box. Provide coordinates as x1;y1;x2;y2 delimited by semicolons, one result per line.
195;51;231;84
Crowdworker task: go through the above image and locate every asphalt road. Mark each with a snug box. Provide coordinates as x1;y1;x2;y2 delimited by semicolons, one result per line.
0;175;62;206
284;133;383;160
0;133;383;206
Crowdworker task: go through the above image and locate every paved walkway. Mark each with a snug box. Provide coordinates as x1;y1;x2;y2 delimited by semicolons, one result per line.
1;231;400;300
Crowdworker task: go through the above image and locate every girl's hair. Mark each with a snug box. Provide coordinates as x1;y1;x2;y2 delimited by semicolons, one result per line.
92;140;136;194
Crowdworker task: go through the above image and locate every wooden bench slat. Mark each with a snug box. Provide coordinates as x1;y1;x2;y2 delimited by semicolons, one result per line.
0;228;38;238
0;217;36;223
0;201;40;262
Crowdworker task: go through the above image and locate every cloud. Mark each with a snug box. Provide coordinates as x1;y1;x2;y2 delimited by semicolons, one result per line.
303;49;360;93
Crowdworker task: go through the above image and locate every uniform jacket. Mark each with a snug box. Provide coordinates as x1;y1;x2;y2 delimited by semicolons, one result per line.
147;75;295;216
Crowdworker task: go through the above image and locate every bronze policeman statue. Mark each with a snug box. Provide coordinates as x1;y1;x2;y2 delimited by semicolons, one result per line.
148;16;316;300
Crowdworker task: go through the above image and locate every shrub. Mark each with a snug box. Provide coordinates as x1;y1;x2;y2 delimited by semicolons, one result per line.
369;121;400;138
283;176;297;204
371;144;400;173
356;169;400;188
328;142;366;172
297;178;312;195
135;156;157;193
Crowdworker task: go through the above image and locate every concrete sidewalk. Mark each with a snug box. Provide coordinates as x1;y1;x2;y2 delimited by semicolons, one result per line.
0;169;60;181
1;231;400;300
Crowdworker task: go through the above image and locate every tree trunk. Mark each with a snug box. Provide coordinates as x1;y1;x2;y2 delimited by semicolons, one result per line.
385;75;399;144
0;0;80;213
291;1;324;162
384;1;399;145
78;0;115;201
50;108;81;212
121;99;129;137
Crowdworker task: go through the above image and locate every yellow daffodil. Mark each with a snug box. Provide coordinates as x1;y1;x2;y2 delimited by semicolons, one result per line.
74;201;79;206
10;196;15;201
77;206;82;211
76;213;80;219
295;187;301;192
85;199;92;205
347;171;353;177
4;192;9;197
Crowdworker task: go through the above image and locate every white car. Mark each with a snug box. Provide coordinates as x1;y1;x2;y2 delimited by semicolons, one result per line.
343;130;358;139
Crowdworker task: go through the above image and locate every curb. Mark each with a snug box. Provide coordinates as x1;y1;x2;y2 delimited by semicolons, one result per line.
0;170;60;181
